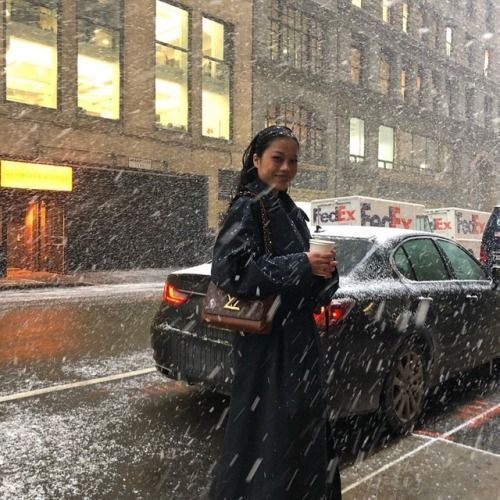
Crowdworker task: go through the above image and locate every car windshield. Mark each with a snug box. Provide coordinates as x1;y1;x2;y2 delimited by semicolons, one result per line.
329;237;374;276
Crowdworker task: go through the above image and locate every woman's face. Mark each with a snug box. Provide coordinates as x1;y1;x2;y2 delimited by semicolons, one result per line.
253;137;299;192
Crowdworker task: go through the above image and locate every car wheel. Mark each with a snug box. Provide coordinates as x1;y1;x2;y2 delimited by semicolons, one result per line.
382;341;428;434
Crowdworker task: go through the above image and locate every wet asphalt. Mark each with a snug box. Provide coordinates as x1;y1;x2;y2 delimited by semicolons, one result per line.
1;289;500;499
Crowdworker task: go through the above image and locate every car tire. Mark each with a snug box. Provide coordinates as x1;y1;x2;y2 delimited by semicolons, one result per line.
382;340;428;435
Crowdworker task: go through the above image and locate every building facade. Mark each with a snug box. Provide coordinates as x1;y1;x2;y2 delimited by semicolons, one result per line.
0;0;253;276
251;0;500;210
0;0;498;277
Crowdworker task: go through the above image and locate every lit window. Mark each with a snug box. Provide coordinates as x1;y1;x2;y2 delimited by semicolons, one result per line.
155;1;189;131
378;125;394;169
379;55;391;95
6;0;58;108
484;48;491;77
77;1;122;119
349;118;365;162
402;3;409;33
351;46;362;85
202;18;231;140
382;0;391;23
445;27;453;57
400;69;407;100
352;0;362;7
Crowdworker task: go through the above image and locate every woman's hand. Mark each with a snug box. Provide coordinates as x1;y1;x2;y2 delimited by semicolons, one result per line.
305;250;337;278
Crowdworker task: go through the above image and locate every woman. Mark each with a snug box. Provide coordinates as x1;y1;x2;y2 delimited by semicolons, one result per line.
209;125;341;499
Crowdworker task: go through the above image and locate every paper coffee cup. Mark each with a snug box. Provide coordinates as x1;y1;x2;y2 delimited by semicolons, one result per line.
309;238;335;253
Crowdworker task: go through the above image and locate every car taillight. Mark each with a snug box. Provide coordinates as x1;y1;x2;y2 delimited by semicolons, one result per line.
480;242;487;265
313;298;356;330
162;282;190;307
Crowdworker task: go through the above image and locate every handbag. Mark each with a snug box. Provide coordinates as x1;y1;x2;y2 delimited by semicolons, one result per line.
202;198;280;334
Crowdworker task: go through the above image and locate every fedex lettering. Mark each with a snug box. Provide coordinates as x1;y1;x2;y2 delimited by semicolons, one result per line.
360;203;413;228
455;212;486;235
312;205;356;224
432;218;452;231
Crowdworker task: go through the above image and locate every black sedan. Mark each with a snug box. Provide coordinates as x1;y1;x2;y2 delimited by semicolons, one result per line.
151;226;500;433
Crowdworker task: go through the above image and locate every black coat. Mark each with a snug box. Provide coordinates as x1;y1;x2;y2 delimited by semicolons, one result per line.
209;180;340;500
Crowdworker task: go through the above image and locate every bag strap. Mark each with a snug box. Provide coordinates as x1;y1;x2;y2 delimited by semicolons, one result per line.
258;200;273;256
239;190;273;256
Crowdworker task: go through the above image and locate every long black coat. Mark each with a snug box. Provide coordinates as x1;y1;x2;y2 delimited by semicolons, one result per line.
209;180;339;500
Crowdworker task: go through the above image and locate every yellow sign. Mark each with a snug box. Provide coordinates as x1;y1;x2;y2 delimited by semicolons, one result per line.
0;160;73;192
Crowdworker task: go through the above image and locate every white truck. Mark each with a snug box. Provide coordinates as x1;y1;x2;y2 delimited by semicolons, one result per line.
310;196;430;231
425;207;490;258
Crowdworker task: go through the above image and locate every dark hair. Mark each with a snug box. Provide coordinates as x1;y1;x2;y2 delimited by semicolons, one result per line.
234;125;299;195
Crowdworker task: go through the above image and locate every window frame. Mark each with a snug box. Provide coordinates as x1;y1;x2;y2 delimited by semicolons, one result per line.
4;0;62;110
391;237;452;282
154;0;192;133
201;13;233;141
76;0;124;121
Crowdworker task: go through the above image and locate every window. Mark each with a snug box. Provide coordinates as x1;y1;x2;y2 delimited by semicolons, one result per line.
266;103;324;163
436;240;486;280
401;239;450;281
402;2;409;33
155;1;189;131
382;0;391;23
350;46;363;85
465;87;475;121
400;68;407;100
485;96;493;126
396;131;437;171
484;48;491;77
445;26;453;57
445;78;454;117
416;67;424;105
349;118;365;162
77;1;122;119
393;247;415;280
465;35;474;66
202;18;231;140
379;54;391;95
352;0;362;7
269;1;322;74
466;0;474;18
6;0;58;108
378;125;394;169
486;1;495;32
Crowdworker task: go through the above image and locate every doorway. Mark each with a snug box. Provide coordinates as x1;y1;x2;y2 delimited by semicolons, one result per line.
5;196;65;275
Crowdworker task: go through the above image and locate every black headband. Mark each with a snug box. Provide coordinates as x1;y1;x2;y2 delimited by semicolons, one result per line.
256;125;298;147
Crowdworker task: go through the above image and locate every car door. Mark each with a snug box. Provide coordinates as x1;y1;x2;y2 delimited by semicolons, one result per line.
435;238;499;364
393;237;468;375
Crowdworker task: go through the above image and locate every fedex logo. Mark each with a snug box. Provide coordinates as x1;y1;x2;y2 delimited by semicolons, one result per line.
312;204;356;224
456;212;486;235
361;203;413;229
432;218;452;231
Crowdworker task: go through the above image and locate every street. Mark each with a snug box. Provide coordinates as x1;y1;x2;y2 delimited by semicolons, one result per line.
2;287;500;499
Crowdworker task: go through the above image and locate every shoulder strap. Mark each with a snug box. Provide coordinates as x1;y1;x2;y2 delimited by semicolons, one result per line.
239;191;273;256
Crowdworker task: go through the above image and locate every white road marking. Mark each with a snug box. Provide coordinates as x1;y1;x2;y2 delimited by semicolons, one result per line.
342;399;500;494
413;432;500;460
0;367;157;403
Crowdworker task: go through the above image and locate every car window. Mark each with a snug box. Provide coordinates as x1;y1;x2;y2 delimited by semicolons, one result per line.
401;238;450;281
436;240;487;280
393;247;415;279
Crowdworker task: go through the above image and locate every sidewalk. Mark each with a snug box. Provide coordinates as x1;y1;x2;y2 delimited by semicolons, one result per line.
0;268;173;291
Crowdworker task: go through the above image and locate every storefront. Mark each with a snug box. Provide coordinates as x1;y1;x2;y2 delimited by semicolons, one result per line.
0;160;72;277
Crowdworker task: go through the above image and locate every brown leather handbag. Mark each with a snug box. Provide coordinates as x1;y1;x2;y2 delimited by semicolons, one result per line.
202;199;280;334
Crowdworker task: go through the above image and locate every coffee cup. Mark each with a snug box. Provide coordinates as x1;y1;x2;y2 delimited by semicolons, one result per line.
309;238;336;278
309;238;336;254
